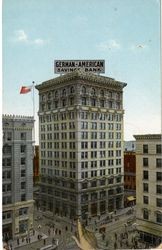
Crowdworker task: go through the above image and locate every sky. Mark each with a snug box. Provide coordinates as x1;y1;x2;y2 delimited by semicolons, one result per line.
2;0;161;144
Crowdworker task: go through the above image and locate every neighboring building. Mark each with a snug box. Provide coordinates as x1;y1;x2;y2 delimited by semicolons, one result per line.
134;134;162;245
36;71;127;221
124;141;136;207
2;115;34;241
33;145;39;185
124;140;136;152
124;151;136;207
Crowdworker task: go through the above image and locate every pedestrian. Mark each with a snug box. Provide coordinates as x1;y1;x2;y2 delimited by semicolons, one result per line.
65;226;68;231
29;237;31;243
26;237;28;243
102;233;105;240
33;229;35;236
55;228;57;235
44;239;46;245
9;243;12;250
17;238;19;245
114;241;117;249
115;233;117;240
48;228;51;236
59;229;61;235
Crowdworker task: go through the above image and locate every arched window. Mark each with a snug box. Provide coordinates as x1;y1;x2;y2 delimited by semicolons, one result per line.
62;89;66;96
82;86;86;94
70;86;74;94
91;88;96;96
100;90;104;97
55;91;58;98
47;92;51;99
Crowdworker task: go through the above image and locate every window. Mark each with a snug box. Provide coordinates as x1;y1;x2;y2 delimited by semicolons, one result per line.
21;145;26;153
21;170;26;177
82;182;88;189
21;133;26;140
21;182;26;189
157;185;162;194
143;144;148;154
143;158;148;167
100;179;106;186
143;170;148;180
82;86;86;94
143;183;149;192
91;98;96;107
21;158;26;165
21;194;26;201
91;181;97;187
91;88;96;96
143;196;149;204
157;172;162;181
157;198;162;207
156;159;162;168
70;86;74;94
143;209;149;220
156;145;162;154
156;213;162;224
100;100;105;107
19;207;28;216
82;97;87;105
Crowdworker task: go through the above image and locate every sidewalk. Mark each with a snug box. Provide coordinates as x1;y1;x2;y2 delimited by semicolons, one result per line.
5;231;48;250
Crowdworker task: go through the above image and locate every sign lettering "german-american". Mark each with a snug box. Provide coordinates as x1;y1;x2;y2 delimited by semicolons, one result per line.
54;60;105;74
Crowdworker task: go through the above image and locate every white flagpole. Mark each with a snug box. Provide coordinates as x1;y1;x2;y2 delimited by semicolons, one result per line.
32;81;35;153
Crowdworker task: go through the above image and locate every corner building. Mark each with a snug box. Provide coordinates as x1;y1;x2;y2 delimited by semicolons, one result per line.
2;115;34;240
36;71;127;220
134;134;162;245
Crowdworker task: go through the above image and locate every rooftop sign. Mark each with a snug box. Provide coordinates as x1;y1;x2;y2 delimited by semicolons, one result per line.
54;60;105;74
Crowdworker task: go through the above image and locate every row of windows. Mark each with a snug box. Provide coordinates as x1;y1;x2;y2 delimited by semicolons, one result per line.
40;87;121;101
143;171;162;181
40;176;122;190
143;210;162;224
41;165;122;178
3;132;27;141
143;158;162;168
41;141;122;150
42;150;121;158
3;169;25;179
40;122;122;132
41;98;122;111
3;194;26;205
41;132;122;141
39;112;123;123
143;144;162;154
41;158;122;168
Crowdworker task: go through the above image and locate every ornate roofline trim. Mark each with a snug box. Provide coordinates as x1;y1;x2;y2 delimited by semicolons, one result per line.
36;71;127;91
134;134;162;140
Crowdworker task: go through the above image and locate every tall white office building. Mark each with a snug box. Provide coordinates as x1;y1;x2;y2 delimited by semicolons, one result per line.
36;71;126;221
2;115;34;241
134;134;162;246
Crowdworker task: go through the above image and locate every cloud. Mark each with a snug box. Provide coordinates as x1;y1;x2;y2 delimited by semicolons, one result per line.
97;39;121;51
130;44;148;51
14;30;28;42
13;29;48;46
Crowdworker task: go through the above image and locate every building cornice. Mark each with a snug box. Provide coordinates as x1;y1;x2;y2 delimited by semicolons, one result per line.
35;71;127;91
134;134;162;140
3;114;34;122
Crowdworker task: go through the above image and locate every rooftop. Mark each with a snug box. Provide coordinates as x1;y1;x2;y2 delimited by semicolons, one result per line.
35;71;127;90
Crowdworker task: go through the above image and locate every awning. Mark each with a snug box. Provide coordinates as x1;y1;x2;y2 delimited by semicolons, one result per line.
127;196;136;201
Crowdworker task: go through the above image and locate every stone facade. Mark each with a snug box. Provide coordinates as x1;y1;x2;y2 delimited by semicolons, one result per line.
134;134;162;244
36;71;127;221
2;115;34;240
